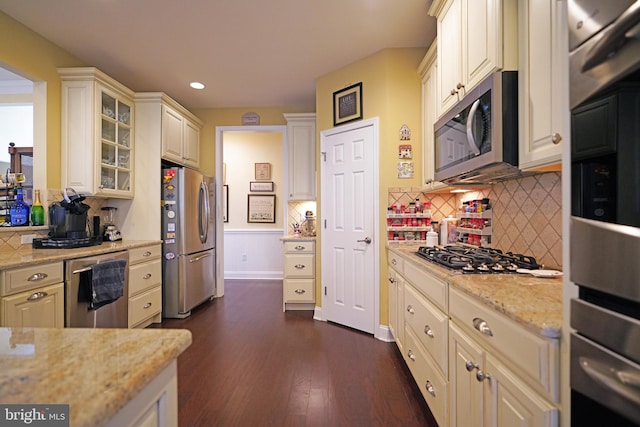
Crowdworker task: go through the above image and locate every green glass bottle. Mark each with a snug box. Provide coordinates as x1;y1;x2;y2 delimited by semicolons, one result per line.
30;189;45;226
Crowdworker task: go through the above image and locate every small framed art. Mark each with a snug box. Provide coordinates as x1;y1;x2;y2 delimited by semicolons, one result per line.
254;162;271;180
247;194;276;223
333;82;363;126
250;181;274;192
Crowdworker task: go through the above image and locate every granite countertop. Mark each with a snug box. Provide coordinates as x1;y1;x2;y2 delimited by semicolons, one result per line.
388;245;563;339
0;240;163;270
0;327;192;427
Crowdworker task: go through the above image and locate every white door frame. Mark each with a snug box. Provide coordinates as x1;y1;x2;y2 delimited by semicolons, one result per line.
319;117;382;339
214;125;288;296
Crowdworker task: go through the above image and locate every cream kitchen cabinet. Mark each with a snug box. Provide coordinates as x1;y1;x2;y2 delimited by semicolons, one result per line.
161;101;202;169
429;0;518;117
449;287;559;427
418;42;448;192
59;67;135;198
128;244;163;328
0;261;64;328
387;252;405;352
284;113;316;200
517;0;567;170
282;240;315;311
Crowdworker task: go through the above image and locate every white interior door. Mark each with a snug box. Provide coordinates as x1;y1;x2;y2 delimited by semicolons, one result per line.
321;118;379;334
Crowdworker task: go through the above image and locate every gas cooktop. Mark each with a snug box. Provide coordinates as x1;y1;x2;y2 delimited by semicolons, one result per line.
416;245;542;274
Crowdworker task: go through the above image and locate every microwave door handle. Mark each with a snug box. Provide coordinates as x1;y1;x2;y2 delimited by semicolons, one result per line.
581;2;640;72
466;99;482;156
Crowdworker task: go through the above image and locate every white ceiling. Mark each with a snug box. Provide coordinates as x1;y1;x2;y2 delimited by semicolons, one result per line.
0;0;436;110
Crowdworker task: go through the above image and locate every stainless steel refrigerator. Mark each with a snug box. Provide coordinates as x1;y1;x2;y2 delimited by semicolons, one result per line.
161;166;216;318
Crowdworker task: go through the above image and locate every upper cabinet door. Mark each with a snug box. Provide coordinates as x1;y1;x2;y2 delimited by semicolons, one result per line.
518;0;566;171
161;105;184;163
183;118;200;169
284;113;316;201
436;0;463;115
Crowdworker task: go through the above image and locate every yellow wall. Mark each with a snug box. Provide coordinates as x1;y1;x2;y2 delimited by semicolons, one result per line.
0;12;85;188
315;48;426;324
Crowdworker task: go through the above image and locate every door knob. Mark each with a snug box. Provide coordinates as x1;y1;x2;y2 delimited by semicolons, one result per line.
357;237;372;244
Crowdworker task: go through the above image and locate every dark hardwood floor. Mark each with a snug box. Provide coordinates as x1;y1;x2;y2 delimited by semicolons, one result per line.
154;279;438;427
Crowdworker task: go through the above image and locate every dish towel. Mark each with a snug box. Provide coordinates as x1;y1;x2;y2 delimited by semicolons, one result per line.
88;259;127;310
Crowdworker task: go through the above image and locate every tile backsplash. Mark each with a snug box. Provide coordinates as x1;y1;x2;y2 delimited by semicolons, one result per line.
388;172;562;269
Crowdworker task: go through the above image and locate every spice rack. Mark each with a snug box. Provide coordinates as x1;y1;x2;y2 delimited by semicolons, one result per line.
455;211;492;247
387;212;433;243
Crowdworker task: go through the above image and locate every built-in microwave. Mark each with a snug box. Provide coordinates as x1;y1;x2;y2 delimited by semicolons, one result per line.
433;71;520;185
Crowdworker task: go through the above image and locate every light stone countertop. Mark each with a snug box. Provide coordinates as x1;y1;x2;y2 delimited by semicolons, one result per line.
0;240;163;270
0;327;192;427
280;235;317;242
388;245;563;339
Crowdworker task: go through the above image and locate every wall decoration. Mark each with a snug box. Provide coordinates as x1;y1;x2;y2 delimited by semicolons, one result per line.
247;194;276;223
399;124;411;140
399;144;412;159
250;181;274;192
242;112;260;125
333;82;363;126
254;162;271;180
223;185;229;223
397;161;414;179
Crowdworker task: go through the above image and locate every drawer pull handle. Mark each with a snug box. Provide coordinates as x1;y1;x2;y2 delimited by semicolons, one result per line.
391;259;397;265
406;305;414;314
144;302;153;309
294;289;306;294
27;291;48;301
425;380;436;397
294;264;306;269
407;350;416;361
294;245;306;251
143;273;152;279
424;325;434;338
551;133;562;145
473;318;493;336
143;251;152;257
27;273;48;282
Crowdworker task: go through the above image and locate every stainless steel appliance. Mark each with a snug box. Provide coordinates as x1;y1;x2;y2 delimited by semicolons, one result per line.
65;251;129;328
433;71;520;185
161;166;216;318
415;245;542;274
569;2;640;426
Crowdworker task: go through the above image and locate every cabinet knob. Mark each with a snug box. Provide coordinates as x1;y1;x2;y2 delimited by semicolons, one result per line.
294;245;306;251
294;264;306;269
143;251;152;257
406;305;415;314
27;273;48;282
425;380;436;397
143;302;153;309
391;258;397;265
450;89;458;96
466;361;479;372
389;277;395;284
456;82;465;90
27;291;48;301
476;370;491;382
425;179;433;185
407;350;416;361
143;273;152;279
551;133;562;144
294;289;306;294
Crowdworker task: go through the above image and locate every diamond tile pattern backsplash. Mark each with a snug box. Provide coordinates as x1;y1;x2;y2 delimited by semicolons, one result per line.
389;172;562;269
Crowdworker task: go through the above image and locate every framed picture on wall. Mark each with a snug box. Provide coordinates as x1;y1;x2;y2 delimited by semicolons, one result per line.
247;194;276;223
254;162;271;180
250;181;274;192
333;82;363;126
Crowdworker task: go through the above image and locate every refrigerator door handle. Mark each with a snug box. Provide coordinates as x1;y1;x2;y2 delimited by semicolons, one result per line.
189;252;214;263
198;182;209;244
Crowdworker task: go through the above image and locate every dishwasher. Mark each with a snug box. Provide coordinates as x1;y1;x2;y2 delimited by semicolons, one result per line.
65;251;129;328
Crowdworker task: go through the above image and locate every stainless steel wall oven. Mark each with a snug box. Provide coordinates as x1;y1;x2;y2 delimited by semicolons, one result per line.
569;1;640;426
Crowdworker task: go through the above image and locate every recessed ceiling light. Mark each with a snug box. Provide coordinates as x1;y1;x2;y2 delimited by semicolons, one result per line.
190;81;205;90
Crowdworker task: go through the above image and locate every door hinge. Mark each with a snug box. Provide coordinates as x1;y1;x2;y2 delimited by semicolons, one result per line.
324;219;327;229
321;152;326;162
324;286;327;296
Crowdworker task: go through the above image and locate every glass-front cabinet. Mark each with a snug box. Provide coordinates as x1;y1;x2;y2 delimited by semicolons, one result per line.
59;67;135;198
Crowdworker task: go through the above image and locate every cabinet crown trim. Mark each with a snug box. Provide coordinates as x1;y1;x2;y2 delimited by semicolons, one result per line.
135;92;203;126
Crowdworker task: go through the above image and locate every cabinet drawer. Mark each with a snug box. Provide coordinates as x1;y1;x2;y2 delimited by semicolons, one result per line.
403;260;447;311
283;279;315;303
283;254;315;278
283;241;315;254
129;245;162;265
1;282;64;328
449;287;559;402
404;284;449;377
388;251;404;275
129;286;162;328
129;259;162;296
1;262;64;296
404;326;449;427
